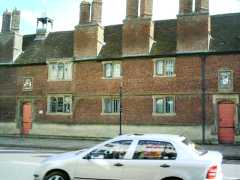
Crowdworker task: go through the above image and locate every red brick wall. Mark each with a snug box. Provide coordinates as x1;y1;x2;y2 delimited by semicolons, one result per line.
12;54;240;125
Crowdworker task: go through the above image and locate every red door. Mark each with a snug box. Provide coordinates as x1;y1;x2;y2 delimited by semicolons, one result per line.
22;103;32;135
218;102;235;144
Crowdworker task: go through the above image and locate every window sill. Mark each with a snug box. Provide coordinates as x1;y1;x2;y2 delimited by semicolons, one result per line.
152;113;176;117
101;113;120;116
46;112;72;116
153;75;176;78
47;79;72;82
101;77;122;80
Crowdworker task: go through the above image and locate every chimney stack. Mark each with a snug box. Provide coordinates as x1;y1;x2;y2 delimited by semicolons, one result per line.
79;0;91;24
122;0;155;56
126;0;139;19
177;0;210;52
74;0;104;59
1;10;12;33
179;0;193;14
91;0;102;24
195;0;209;13
140;0;153;18
11;8;21;33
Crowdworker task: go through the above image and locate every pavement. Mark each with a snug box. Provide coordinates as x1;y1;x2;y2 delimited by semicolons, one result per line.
0;135;240;160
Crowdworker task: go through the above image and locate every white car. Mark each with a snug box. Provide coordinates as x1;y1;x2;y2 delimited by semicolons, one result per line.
34;134;223;180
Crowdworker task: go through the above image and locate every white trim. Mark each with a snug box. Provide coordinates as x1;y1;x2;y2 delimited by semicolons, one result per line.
48;62;73;81
102;61;122;79
152;95;176;116
101;96;120;115
47;94;73;115
153;57;176;78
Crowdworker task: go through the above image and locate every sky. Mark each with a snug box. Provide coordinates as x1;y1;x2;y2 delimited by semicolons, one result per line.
0;0;240;35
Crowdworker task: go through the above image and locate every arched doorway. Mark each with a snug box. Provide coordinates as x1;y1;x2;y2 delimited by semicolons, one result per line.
218;101;235;144
22;102;32;135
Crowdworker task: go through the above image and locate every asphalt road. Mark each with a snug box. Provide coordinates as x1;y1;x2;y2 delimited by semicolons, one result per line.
0;148;240;180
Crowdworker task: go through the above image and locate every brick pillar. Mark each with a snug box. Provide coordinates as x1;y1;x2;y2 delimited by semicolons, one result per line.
140;0;153;18
126;0;139;19
179;0;193;14
195;0;209;13
79;0;91;24
91;0;102;24
11;8;21;33
1;10;11;33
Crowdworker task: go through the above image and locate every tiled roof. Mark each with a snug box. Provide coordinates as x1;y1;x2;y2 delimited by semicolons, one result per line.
15;31;73;64
1;13;240;65
210;13;240;52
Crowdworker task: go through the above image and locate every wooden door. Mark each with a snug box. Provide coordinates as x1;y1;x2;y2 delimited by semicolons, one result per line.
22;103;32;135
218;102;235;144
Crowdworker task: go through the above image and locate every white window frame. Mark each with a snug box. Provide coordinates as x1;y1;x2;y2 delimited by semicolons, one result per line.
47;59;73;81
102;61;122;79
152;96;176;116
153;58;176;78
218;69;233;92
101;97;120;115
23;77;33;91
47;94;72;115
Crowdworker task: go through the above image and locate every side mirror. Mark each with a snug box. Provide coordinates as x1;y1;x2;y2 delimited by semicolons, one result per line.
84;154;92;160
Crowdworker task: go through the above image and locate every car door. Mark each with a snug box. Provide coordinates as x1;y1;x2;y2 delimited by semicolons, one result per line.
122;140;183;180
74;140;133;180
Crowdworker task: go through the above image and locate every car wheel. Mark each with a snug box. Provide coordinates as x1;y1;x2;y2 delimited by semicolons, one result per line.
44;171;69;180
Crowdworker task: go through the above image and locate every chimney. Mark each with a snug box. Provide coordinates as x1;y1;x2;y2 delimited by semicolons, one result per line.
1;10;11;33
177;0;210;52
179;0;193;15
11;8;20;33
140;0;153;18
79;0;91;24
126;0;139;19
91;0;102;24
74;0;104;59
0;9;22;63
195;0;209;13
122;0;155;56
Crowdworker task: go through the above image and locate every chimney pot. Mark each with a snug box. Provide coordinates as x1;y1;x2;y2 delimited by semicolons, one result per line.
126;0;139;19
80;0;91;24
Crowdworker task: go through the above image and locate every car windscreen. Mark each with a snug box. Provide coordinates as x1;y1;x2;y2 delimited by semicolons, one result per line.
182;138;208;156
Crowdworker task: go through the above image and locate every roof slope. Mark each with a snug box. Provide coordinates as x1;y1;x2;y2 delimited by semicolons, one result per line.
15;31;73;64
210;13;240;52
4;12;240;65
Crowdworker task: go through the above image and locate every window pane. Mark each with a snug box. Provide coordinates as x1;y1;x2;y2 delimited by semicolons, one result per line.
156;60;163;75
133;140;177;160
166;97;174;113
165;60;175;77
64;63;72;80
156;98;164;113
49;64;58;80
219;71;231;89
57;63;64;80
57;97;64;112
113;63;121;77
50;97;57;113
64;96;72;113
113;99;120;113
104;99;112;113
105;63;112;78
87;140;132;159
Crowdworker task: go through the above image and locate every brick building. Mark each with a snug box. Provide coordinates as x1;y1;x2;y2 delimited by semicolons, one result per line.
0;0;240;143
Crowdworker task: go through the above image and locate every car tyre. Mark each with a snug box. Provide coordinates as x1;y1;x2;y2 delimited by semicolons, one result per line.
44;171;69;180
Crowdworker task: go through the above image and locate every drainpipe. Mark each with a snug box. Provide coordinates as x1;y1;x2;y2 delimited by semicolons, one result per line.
201;55;207;144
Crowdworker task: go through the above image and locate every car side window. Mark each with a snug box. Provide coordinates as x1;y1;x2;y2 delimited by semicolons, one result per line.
87;140;132;160
133;140;177;160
